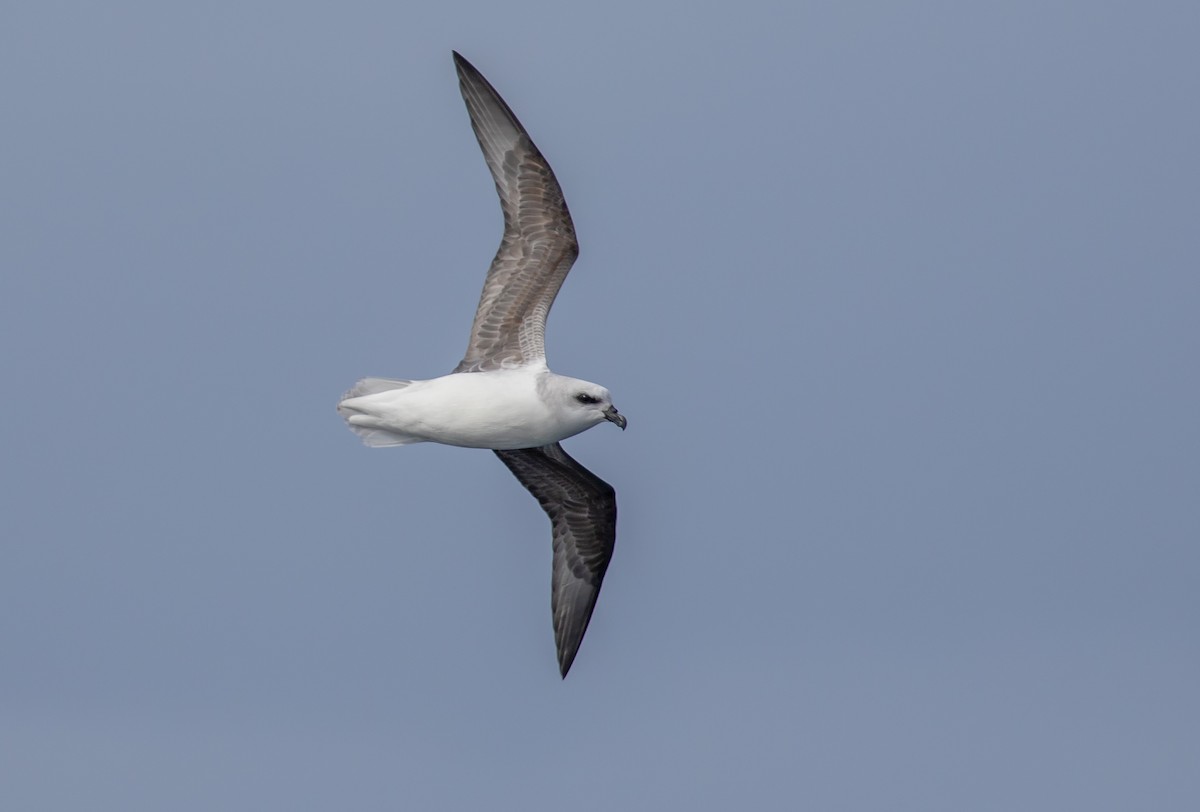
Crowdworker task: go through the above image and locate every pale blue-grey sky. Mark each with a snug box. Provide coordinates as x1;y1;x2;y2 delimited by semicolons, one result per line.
2;2;1198;809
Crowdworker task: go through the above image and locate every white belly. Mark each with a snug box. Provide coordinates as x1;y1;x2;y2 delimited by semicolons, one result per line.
339;369;582;450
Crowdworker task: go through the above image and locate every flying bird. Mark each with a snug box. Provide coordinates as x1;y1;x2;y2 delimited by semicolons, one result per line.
337;52;625;677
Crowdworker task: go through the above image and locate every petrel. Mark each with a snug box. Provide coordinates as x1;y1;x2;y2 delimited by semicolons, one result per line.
338;52;625;677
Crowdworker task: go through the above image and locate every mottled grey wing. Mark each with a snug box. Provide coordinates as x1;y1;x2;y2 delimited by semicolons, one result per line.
494;443;616;678
451;51;579;373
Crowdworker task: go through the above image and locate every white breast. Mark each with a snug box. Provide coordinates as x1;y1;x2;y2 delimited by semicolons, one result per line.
339;367;589;450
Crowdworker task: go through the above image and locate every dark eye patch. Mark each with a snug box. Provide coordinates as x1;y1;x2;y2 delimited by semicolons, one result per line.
575;393;600;405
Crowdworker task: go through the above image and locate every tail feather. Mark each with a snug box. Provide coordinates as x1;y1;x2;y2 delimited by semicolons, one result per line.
337;377;422;447
343;425;421;447
339;376;413;400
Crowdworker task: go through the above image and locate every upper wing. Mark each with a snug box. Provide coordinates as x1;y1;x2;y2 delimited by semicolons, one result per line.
494;442;616;677
451;51;579;373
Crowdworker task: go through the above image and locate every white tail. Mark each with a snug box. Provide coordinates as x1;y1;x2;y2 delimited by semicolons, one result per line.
337;377;422;447
339;377;413;400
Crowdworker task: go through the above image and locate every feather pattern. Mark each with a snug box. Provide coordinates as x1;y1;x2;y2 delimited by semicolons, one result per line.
495;442;616;677
451;51;579;373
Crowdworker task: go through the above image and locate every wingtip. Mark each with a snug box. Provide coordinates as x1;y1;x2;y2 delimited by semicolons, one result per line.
451;50;474;74
557;643;582;678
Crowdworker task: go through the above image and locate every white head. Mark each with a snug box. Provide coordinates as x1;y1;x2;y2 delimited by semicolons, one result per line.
540;374;627;436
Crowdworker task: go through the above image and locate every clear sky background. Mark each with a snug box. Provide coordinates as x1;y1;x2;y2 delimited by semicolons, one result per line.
2;2;1198;809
